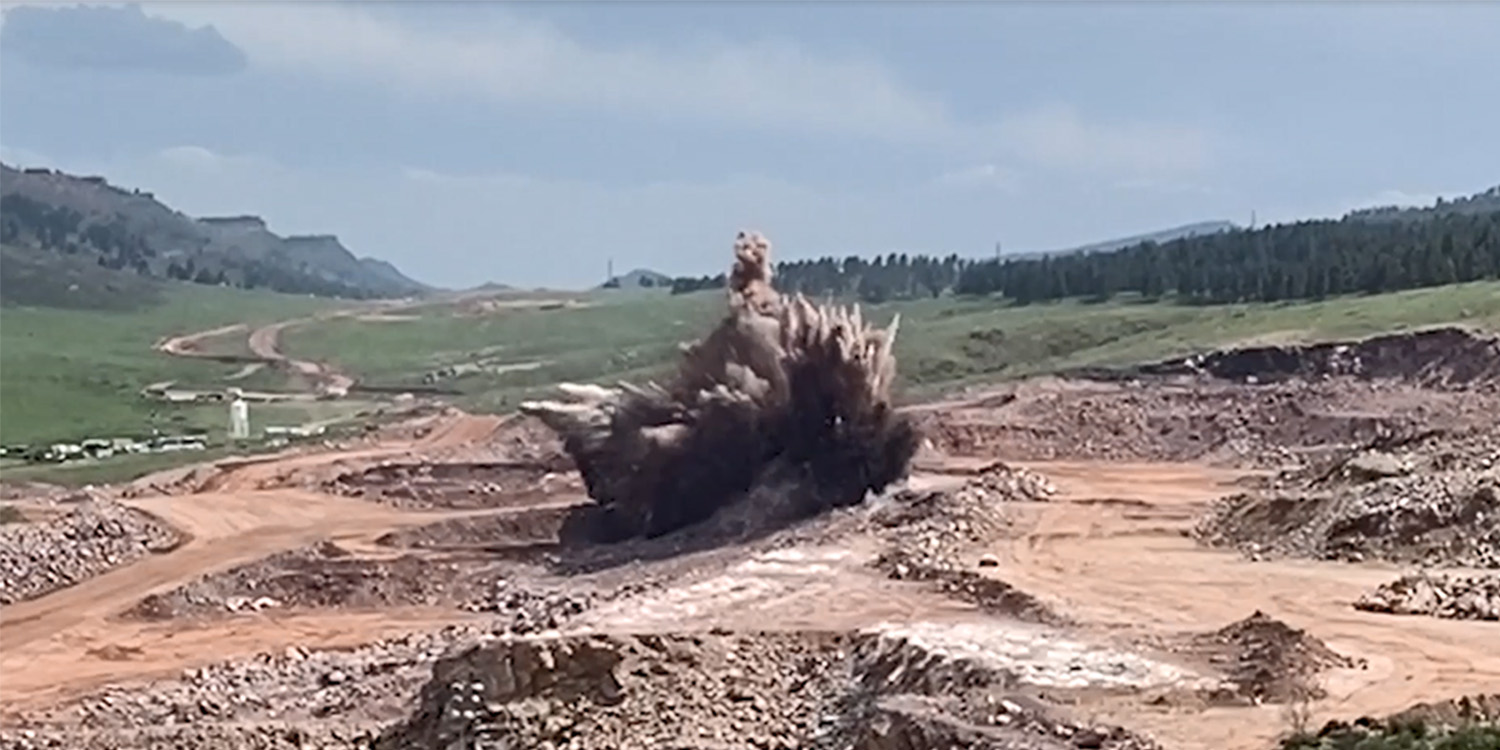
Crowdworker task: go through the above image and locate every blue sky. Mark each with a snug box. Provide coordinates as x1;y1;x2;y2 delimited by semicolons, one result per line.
2;2;1496;288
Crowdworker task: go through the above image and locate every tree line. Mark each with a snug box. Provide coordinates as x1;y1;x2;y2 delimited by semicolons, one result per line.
671;253;966;302
669;206;1500;306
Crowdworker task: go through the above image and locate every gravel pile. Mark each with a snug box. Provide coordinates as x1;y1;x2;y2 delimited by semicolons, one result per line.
1194;471;1500;568
1355;572;1500;621
0;499;181;605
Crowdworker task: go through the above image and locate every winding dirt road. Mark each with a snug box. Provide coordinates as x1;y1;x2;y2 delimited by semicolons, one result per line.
155;313;356;395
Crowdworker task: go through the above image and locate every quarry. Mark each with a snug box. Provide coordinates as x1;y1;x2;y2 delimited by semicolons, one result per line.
2;233;1498;750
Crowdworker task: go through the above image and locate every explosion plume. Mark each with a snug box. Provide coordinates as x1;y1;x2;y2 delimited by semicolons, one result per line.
521;231;918;542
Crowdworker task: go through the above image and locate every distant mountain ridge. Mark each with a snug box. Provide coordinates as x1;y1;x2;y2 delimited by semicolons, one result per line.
0;162;429;299
600;268;672;290
1346;186;1500;224
1015;220;1239;260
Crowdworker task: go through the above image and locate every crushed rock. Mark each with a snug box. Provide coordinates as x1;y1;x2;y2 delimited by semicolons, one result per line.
0;499;181;605
1355;572;1500;621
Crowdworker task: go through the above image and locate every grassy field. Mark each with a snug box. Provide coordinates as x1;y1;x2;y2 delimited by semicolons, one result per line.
0;282;341;446
282;281;1500;407
6;277;1498;482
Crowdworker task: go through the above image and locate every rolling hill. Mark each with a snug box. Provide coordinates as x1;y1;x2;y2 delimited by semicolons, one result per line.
0;162;429;300
601;268;673;290
1017;220;1239;260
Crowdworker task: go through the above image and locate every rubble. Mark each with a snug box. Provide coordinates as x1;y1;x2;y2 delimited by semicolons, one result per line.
1194;472;1500;568
1355;572;1500;621
0;499;181;605
960;461;1057;503
374;629;1166;750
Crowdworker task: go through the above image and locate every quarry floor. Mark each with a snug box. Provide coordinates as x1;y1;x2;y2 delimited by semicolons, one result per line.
3;410;1497;750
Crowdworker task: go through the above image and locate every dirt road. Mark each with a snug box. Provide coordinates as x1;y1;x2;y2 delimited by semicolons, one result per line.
0;488;482;711
155;313;358;395
998;461;1500;750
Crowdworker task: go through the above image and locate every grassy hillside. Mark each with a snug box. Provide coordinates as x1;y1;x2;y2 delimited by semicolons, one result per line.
282;281;1500;410
1;244;165;311
0;282;339;445
1;163;427;298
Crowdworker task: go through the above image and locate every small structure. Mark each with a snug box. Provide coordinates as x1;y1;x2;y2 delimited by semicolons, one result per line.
228;388;250;440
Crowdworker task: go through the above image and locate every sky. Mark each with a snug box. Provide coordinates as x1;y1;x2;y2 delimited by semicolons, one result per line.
1;2;1497;289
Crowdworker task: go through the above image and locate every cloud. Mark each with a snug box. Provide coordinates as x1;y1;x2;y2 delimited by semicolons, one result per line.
933;164;1021;192
1112;177;1217;196
135;3;1219;178
140;2;951;144
992;106;1218;176
0;3;246;75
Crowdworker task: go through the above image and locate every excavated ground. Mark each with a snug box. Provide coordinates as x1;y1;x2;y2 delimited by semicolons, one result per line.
5;328;1500;750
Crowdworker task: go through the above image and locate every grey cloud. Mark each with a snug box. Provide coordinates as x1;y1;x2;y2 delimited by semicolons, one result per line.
1;3;246;75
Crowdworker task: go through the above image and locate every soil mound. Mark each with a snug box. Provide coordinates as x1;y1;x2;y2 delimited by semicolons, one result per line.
1135;327;1500;388
0;499;181;605
121;541;505;620
375;505;576;554
1183;611;1360;704
521;231;918;544
1355;572;1500;621
1195;473;1500;567
328;459;577;510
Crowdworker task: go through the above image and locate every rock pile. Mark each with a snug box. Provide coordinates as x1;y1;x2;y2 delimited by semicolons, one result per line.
372;629;1165;750
960;461;1057;503
1194;472;1500;568
374;631;854;750
865;488;1010;567
1355;572;1500;621
0;499;181;605
1181;611;1361;704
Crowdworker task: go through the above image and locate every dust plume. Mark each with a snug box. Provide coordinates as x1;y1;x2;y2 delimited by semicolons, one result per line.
521;231;918;542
